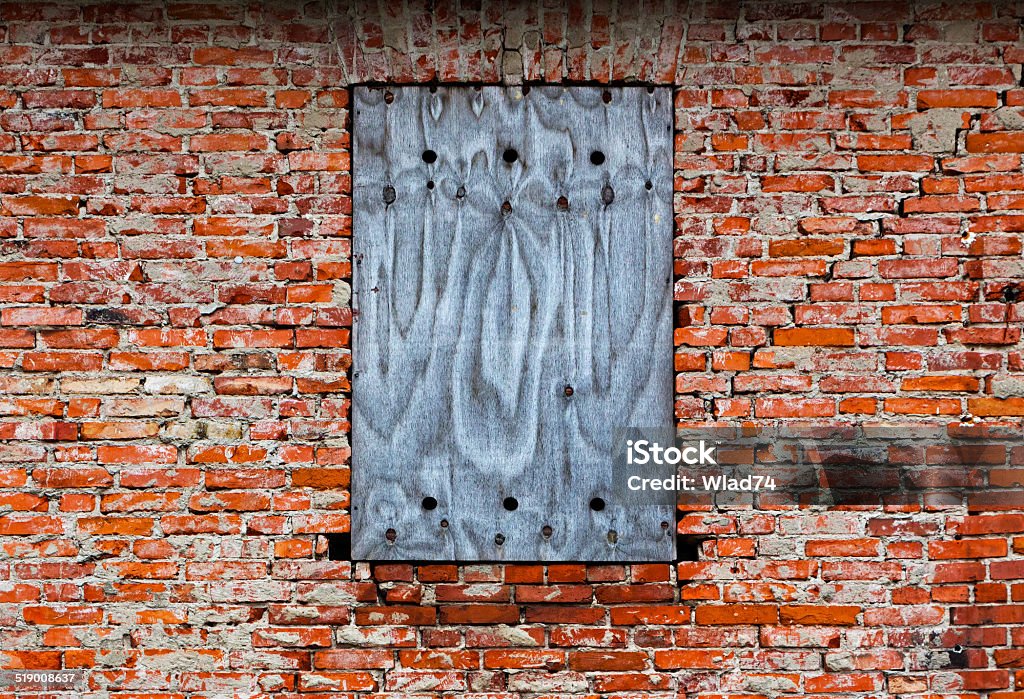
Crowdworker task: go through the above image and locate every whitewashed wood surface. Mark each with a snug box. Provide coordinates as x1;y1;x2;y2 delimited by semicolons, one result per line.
351;86;674;560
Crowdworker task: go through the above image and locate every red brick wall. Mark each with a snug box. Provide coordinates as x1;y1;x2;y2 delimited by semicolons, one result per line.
1;1;1023;696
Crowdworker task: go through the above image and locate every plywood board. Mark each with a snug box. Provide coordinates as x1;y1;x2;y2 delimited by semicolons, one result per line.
351;86;674;561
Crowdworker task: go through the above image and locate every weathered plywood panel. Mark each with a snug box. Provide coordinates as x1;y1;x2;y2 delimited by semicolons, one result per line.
351;86;674;561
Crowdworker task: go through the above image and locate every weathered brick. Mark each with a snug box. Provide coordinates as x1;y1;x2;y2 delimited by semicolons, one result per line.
0;5;1020;694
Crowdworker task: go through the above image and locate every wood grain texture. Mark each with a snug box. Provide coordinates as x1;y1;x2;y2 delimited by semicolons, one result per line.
351;86;674;561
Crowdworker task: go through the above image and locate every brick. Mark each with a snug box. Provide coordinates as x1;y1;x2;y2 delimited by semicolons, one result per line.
307;650;394;672
23;606;103;625
878;258;958;279
857;154;934;171
695;605;779;625
97;445;178;464
609;606;689;625
929;539;1008;559
917;89;999;108
780;605;861;625
212;330;293;349
438;605;519;625
189;88;267;107
354;607;436;626
252;627;333;648
948;515;1024;536
774;327;855;346
884;397;961;415
102;89;181;108
970;397;1024;416
482;649;564;669
902;195;982;213
862;605;945;626
966;133;1024;153
654;649;734;669
193;47;275;65
191;133;269;152
805;539;880;557
22;352;104;372
0;515;65;535
78;517;153;536
752;397;834;417
882;305;960;324
761;174;834;192
952;605;1024;625
901;375;979;392
806;673;881;692
568;650;645;671
33;468;112;488
768;239;844;257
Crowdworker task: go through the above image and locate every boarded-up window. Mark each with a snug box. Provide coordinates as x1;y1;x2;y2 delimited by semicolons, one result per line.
351;86;674;561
